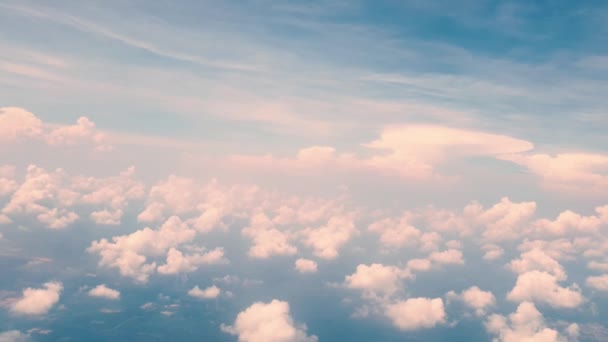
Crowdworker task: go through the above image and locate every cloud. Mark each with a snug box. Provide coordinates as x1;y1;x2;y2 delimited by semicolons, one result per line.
10;281;63;315
446;286;496;316
509;249;567;281
301;214;357;259
221;300;317;342
0;107;110;150
500;153;608;194
294;258;318;274
363;124;533;180
0;330;28;342
157;247;227;275
0;107;43;142
586;274;608;291
242;212;297;259
485;301;565;342
88;216;196;282
345;263;411;298
88;284;120;300
384;297;446;331
188;285;221;299
507;271;583;308
429;249;465;265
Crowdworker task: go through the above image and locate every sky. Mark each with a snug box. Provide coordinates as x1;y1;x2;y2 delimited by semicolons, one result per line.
1;0;608;341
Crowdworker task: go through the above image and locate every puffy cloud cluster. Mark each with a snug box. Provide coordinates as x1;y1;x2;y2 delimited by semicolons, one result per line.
507;271;583;308
10;281;63;316
486;301;574;342
1;165;144;228
0;107;110;150
88;216;197;282
157;247;227;275
446;286;496;317
221;300;317;342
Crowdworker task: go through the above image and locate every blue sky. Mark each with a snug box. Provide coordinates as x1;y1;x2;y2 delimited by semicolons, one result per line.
1;1;608;341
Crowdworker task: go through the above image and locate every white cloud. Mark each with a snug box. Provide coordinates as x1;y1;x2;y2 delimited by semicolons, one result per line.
429;249;464;265
188;285;221;299
88;284;120;300
88;216;196;282
221;300;317;342
509;249;567;281
0;107;43;142
384;297;446;331
447;286;496;316
301;214;357;259
486;301;564;342
588;261;608;272
294;258;318;274
242;212;297;259
0;330;28;342
345;263;410;298
0;107;109;150
368;213;422;248
482;244;504;261
500;153;608;194
586;274;608;291
90;209;123;225
157;247;227;275
507;271;583;308
363;125;533;180
10;281;63;315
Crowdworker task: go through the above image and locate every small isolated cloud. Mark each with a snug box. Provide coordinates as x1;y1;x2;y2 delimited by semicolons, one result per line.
88;284;120;300
294;258;318;274
221;299;317;342
188;285;220;299
486;301;567;342
446;286;496;317
10;281;63;315
586;274;608;291
345;263;411;298
507;271;583;308
384;297;446;331
0;330;28;342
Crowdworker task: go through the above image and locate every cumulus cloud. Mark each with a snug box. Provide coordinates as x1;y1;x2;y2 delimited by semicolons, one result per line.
242;212;297;259
0;107;110;150
345;263;411;298
188;285;221;299
0;330;28;342
294;258;318;274
0;107;43;142
221;300;317;342
157;247;227;274
509;249;567;281
446;286;496;316
507;271;583;308
88;284;120;300
10;281;63;315
486;301;565;342
586;274;608;291
384;297;446;331
500;153;608;194
88;216;196;282
301;214;357;259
